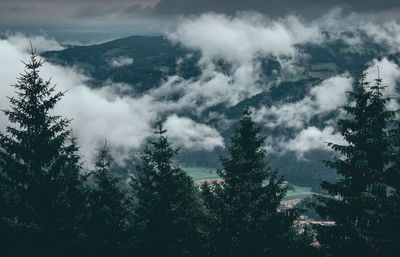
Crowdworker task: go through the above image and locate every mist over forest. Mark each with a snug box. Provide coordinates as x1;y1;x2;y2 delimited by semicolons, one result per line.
1;1;400;257
3;10;400;189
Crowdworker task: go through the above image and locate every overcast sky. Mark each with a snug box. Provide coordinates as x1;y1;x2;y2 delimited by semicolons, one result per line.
1;0;400;36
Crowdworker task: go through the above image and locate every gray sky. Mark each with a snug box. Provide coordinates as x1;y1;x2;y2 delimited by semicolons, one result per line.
153;0;400;16
1;0;400;36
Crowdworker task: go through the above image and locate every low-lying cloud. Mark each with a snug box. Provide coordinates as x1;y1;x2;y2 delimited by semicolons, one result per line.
262;58;400;158
2;11;400;165
164;114;224;151
361;21;400;53
255;75;353;129
283;126;345;159
160;13;323;114
168;13;321;64
0;34;224;166
109;56;134;68
6;33;65;53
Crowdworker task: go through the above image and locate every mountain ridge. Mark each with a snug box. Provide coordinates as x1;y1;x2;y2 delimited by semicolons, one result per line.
41;34;395;191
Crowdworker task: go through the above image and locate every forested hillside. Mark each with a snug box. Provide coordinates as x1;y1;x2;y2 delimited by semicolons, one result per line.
42;35;399;191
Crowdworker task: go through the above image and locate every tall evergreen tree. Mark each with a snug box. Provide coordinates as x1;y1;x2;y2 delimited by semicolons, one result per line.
0;47;88;257
202;107;310;257
131;123;208;257
314;74;396;257
385;117;400;256
83;142;132;257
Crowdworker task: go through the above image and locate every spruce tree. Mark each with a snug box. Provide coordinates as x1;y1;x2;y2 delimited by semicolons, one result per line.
0;47;87;257
84;142;132;257
131;123;208;257
202;107;309;257
385;118;400;256
314;74;395;257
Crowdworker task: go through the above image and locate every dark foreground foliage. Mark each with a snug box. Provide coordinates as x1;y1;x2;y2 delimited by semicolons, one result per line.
1;48;399;257
314;74;400;257
0;47;88;257
131;123;208;257
201;108;314;257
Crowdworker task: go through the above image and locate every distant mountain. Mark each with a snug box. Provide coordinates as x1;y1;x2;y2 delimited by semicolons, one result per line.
43;36;201;93
42;35;396;192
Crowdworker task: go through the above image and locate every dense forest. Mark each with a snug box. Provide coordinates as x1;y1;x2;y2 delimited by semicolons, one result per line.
1;48;400;257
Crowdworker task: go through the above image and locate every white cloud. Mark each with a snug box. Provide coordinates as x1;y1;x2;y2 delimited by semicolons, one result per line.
0;34;229;166
315;10;400;54
0;39;25;129
108;56;134;68
164;114;224;151
361;21;400;53
149;65;263;115
5;33;65;53
255;74;353;129
169;13;321;64
160;12;323;114
254;73;353;159
283;126;345;158
261;58;400;159
0;36;156;166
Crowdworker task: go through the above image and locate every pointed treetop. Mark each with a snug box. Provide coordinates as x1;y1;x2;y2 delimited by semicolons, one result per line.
243;104;252;116
94;139;113;174
154;120;167;136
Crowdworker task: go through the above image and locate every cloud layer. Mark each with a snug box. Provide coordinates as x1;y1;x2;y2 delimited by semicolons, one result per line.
168;13;321;64
164;115;224;151
159;13;323;114
284;126;346;158
255;75;353;129
108;56;134;68
0;34;225;166
2;11;400;165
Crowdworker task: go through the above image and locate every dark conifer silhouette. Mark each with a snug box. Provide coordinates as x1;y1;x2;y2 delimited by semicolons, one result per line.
202;107;311;257
83;142;132;257
314;74;396;257
131;122;208;257
0;47;88;257
385;112;400;256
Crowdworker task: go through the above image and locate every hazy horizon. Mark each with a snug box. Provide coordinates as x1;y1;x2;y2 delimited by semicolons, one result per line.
2;0;400;43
